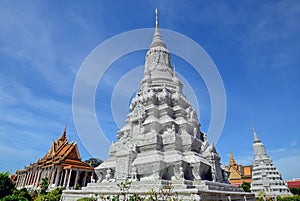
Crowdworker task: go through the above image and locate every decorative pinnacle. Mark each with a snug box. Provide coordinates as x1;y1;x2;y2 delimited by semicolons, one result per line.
250;120;260;142
229;151;236;165
155;8;159;29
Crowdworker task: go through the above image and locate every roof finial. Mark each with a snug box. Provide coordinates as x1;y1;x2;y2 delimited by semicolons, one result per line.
250;120;255;132
229;151;237;165
60;118;68;141
155;8;159;29
65;117;69;131
250;120;260;142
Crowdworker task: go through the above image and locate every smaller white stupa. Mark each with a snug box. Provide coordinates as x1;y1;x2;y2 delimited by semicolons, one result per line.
250;124;291;197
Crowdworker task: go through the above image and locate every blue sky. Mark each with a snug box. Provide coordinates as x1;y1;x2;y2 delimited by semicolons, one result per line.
0;1;299;180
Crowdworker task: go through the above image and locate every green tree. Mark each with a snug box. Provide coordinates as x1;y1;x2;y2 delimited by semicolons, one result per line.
290;187;300;195
0;172;15;198
240;182;251;192
257;190;266;199
0;194;28;201
84;158;103;168
13;188;32;201
34;187;64;201
39;178;49;195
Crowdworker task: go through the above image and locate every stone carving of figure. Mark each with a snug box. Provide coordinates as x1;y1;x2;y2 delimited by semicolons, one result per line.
131;166;138;181
97;172;103;183
179;167;184;179
142;84;149;96
186;107;192;118
193;127;197;138
172;124;175;132
149;87;154;98
212;171;216;182
91;175;95;183
223;170;229;183
106;169;112;182
190;110;197;121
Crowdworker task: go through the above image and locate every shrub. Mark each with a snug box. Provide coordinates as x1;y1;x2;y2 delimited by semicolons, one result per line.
0;194;28;201
77;198;96;201
0;172;15;198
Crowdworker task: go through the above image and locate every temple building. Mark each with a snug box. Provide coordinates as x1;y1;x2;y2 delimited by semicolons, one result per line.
250;125;291;196
226;152;252;186
62;9;254;201
15;128;94;190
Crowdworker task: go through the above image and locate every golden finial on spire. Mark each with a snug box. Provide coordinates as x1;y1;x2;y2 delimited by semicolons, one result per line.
229;151;236;165
155;8;159;29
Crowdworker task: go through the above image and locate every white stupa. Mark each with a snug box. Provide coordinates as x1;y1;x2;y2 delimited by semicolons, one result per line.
62;9;255;201
250;124;291;197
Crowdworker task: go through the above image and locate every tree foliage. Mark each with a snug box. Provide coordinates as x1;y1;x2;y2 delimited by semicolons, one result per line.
0;194;28;201
240;182;251;192
0;172;15;198
84;158;103;168
13;188;32;201
290;188;300;195
77;198;96;201
277;195;300;201
39;178;49;195
34;187;63;201
257;190;266;198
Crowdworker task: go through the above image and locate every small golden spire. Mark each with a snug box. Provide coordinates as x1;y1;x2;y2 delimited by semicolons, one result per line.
229;151;236;165
155;8;159;29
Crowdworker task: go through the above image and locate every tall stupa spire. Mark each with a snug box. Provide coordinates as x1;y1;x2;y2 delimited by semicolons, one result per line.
250;121;260;143
150;8;166;48
155;8;158;29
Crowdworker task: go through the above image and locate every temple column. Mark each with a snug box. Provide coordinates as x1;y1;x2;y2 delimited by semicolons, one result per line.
37;168;42;187
31;169;36;185
74;169;80;187
27;169;31;185
30;169;34;186
54;168;61;187
63;169;69;187
82;171;87;187
35;168;42;187
16;174;20;187
23;173;27;186
50;167;56;186
15;175;19;187
34;168;40;187
67;169;73;188
45;167;48;179
47;167;50;178
26;170;32;185
21;174;24;187
24;171;28;186
33;168;40;186
30;169;35;184
41;168;45;179
59;169;65;187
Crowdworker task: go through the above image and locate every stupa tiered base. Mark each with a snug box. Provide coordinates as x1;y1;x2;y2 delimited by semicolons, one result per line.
61;179;255;201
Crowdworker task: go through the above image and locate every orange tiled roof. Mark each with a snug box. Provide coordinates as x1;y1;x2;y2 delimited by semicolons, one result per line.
22;128;93;171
